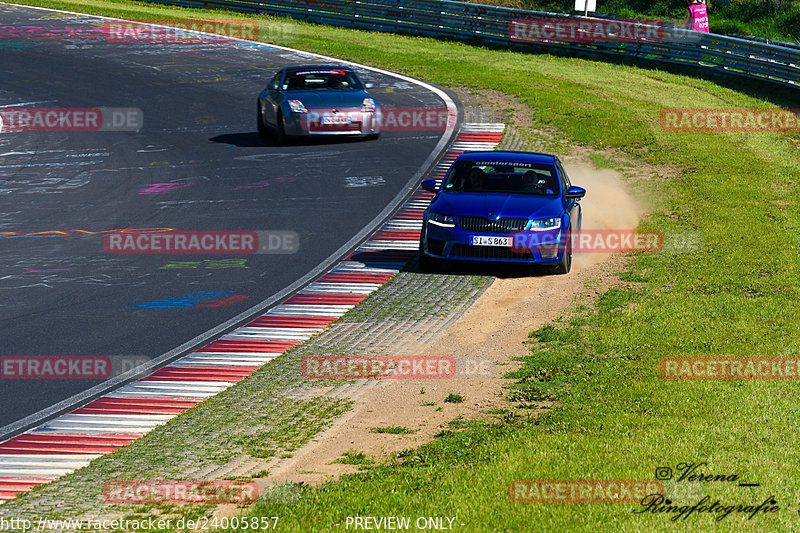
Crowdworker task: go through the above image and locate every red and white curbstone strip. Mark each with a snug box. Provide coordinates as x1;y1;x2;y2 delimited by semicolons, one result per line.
0;123;505;503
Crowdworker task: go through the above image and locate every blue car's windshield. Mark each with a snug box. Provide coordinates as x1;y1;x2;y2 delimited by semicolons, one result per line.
442;160;559;195
282;69;363;91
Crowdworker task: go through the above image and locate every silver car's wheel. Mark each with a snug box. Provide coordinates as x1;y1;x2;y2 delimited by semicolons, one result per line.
257;102;268;139
274;111;286;143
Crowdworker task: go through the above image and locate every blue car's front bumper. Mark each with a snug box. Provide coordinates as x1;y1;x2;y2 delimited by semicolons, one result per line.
422;219;568;265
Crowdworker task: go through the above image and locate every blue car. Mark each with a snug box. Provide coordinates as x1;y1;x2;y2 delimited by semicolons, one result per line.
418;151;586;274
257;65;381;142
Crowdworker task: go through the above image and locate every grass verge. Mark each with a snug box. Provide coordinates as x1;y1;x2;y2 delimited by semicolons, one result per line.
369;426;417;435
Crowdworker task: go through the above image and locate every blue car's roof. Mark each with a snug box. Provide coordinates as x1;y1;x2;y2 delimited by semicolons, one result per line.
454;151;558;165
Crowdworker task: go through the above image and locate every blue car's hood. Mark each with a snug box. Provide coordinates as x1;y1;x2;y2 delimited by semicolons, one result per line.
430;192;563;219
282;90;371;108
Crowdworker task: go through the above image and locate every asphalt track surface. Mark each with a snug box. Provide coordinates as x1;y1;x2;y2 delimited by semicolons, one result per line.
0;4;455;434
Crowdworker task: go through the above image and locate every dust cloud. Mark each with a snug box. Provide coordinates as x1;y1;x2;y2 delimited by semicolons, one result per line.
562;161;644;270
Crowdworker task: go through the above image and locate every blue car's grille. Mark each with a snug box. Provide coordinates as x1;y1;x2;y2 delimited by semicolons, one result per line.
458;216;528;233
450;244;534;260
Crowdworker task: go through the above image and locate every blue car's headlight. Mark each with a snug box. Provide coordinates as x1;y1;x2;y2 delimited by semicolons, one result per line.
428;212;455;228
529;217;562;231
288;100;308;113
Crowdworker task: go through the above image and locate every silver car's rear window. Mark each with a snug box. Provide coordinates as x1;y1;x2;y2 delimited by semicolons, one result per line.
282;70;363;91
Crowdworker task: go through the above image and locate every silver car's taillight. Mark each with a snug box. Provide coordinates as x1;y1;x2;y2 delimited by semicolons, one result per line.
361;98;376;113
288;100;308;113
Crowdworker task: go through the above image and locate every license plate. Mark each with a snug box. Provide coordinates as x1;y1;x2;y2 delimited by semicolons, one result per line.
471;235;512;247
321;115;351;125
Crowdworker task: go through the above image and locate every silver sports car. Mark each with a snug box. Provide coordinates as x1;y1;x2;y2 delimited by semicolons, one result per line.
257;65;381;141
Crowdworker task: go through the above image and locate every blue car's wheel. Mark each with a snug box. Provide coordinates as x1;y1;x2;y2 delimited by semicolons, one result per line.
552;230;572;275
418;230;439;271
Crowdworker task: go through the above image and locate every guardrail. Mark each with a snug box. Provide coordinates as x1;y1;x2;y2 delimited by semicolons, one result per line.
143;0;799;90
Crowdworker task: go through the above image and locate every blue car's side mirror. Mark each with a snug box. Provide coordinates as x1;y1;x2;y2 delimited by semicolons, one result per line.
565;185;586;199
267;83;279;91
421;179;438;193
364;82;375;89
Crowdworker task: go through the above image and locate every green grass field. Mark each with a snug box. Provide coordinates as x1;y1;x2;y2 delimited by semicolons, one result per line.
470;0;800;42
7;0;800;530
